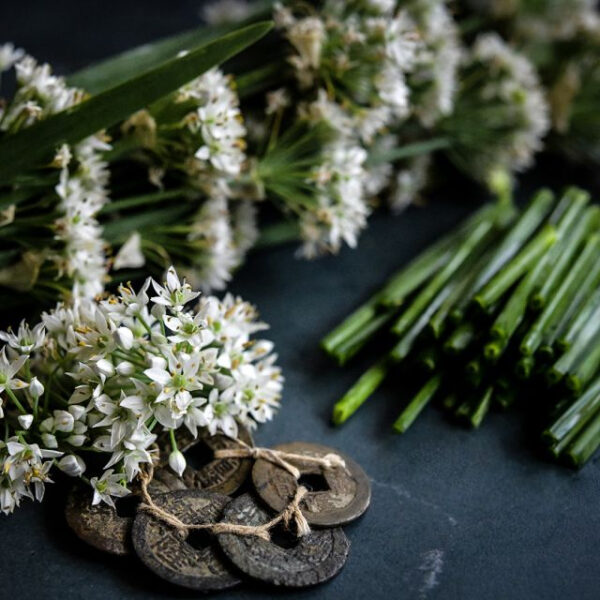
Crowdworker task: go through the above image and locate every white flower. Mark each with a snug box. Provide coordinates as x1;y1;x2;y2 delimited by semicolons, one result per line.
113;232;145;270
151;266;200;311
0;43;24;72
17;414;34;430
0;320;46;353
287;16;326;70
57;454;86;477
90;469;130;508
266;88;291;115
0;347;28;394
168;449;186;476
113;327;134;350
203;388;239;438
28;377;44;399
299;139;370;257
389;155;431;214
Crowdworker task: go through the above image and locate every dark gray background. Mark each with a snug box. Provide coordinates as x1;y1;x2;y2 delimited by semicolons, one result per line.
1;3;599;599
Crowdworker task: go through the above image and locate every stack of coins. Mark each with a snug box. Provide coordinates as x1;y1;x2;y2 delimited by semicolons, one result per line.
65;431;371;592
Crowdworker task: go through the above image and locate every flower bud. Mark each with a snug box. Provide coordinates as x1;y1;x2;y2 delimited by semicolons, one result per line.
95;358;115;378
168;449;186;477
29;377;44;399
41;433;58;449
66;434;87;447
17;414;34;430
116;361;135;376
114;327;134;350
68;405;86;421
53;410;74;432
57;454;86;477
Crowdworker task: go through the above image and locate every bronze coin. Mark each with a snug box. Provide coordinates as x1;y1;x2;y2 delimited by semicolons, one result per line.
132;490;241;592
65;472;186;555
217;493;350;587
252;442;371;527
151;467;187;493
65;482;133;556
182;425;254;495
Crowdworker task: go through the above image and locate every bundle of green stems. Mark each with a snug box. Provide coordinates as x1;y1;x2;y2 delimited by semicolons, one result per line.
323;187;600;467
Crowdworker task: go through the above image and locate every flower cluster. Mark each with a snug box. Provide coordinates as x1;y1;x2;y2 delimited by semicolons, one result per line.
0;48;110;300
439;33;550;181
465;0;599;42
0;267;282;513
110;67;254;291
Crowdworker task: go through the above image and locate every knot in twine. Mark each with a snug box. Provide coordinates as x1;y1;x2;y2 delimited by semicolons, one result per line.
213;438;346;480
137;463;310;541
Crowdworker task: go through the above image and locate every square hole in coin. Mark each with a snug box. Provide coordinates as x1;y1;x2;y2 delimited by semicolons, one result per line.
186;440;215;470
186;529;213;551
298;472;329;492
269;521;299;549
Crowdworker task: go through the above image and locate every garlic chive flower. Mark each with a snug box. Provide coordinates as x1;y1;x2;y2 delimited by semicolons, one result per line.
0;267;282;512
439;33;550;181
0;50;110;301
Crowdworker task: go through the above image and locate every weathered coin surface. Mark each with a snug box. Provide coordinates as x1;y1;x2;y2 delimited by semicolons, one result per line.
252;442;371;527
65;472;186;555
65;482;133;555
182;425;254;495
132;490;241;592
217;493;350;587
151;467;187;493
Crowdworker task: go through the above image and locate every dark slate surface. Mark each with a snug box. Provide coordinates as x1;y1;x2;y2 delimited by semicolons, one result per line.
1;3;599;599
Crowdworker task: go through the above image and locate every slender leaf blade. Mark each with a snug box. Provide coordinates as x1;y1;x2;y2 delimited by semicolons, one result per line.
0;22;273;183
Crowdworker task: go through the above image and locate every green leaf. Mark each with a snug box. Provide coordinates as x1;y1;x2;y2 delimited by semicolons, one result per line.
0;22;273;184
68;0;273;94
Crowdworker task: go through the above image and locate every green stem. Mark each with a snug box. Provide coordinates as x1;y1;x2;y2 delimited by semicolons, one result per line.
558;287;600;352
255;221;300;249
470;386;493;428
544;375;600;445
100;188;188;215
473;224;558;310
565;407;600;467
389;283;454;362
515;356;535;380
393;374;442;433
323;204;493;355
392;218;496;337
169;428;178;452
520;233;600;356
332;358;389;426
6;388;27;414
530;204;600;310
332;311;394;366
469;188;554;294
565;338;600;395
366;137;452;167
547;302;600;385
444;322;475;355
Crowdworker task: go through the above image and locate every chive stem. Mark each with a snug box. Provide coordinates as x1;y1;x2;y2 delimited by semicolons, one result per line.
392;374;442;433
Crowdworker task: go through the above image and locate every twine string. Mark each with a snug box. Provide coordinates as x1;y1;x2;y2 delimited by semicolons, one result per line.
213;438;346;480
138;463;310;541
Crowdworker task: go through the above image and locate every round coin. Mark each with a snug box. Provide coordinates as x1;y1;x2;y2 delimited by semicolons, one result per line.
65;482;133;555
217;493;350;587
132;490;241;592
252;442;371;527
182;425;253;495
